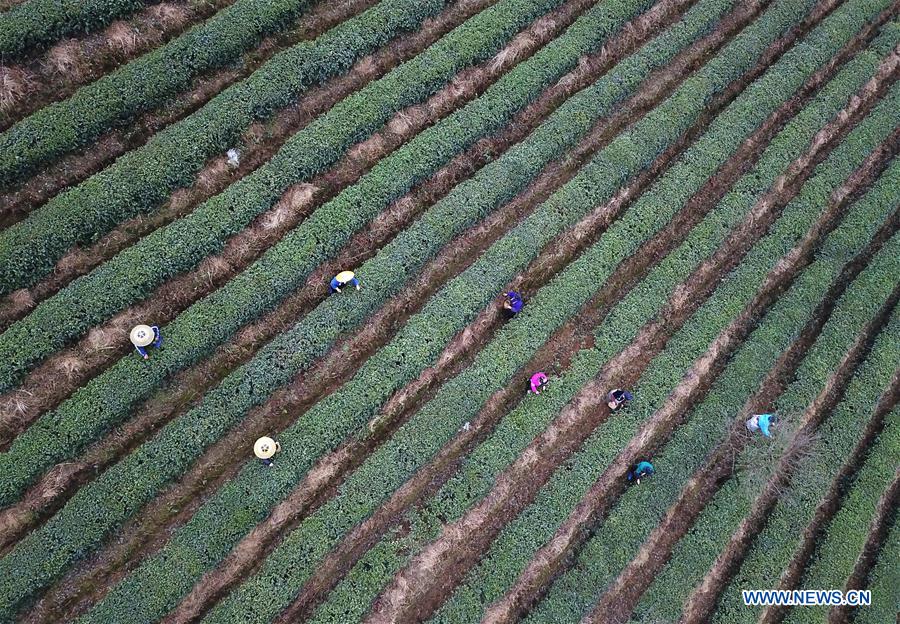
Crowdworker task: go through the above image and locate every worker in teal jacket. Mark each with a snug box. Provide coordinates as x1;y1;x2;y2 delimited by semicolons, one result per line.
746;413;774;437
627;461;655;484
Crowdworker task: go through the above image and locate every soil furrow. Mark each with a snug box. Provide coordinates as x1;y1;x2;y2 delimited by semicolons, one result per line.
0;0;238;130
759;377;900;624
578;155;900;624
0;0;548;441
0;0;383;230
829;463;900;624
363;42;892;623
677;285;900;624
0;0;638;558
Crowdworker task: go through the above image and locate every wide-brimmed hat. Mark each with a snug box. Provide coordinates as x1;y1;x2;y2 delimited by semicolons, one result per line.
253;436;279;459
335;270;355;283
129;324;155;347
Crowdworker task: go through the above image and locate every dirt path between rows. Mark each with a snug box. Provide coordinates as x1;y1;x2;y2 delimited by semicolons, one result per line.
580;137;900;624
761;370;900;624
676;286;900;624
829;463;900;624
0;0;380;227
0;0;522;440
482;42;900;624
362;21;886;620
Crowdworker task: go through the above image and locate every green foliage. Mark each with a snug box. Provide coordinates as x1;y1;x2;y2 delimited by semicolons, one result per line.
0;0;555;389
782;413;899;624
0;0;147;59
634;102;900;621
854;499;900;624
0;0;446;293
0;1;659;620
0;0;620;510
0;0;320;186
527;159;900;623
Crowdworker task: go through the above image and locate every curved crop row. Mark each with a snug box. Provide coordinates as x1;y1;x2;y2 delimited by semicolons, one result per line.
303;7;897;622
852;463;900;624
424;37;900;624
632;179;900;620
0;0;149;59
57;0;802;619
203;0;870;619
524;158;900;624
0;0;565;392
0;0;448;296
782;412;899;624
0;0;321;188
0;0;665;616
0;0;651;509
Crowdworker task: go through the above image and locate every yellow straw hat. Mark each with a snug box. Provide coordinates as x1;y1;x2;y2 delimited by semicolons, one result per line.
335;270;355;284
129;324;155;348
253;436;279;459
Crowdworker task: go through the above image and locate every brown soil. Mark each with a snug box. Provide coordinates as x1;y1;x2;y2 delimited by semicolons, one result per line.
0;0;237;130
579;137;900;624
482;36;899;624
0;0;381;228
761;370;900;624
362;27;888;621
829;462;900;624
0;0;519;443
677;286;900;624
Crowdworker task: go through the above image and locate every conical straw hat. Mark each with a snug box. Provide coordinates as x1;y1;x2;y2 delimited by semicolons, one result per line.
129;325;155;347
254;436;278;459
335;270;355;283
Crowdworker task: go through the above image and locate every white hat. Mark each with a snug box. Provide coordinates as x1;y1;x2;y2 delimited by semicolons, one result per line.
335;270;355;284
130;324;155;348
254;436;279;459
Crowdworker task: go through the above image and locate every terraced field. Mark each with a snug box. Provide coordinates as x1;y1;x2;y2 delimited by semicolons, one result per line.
0;0;897;622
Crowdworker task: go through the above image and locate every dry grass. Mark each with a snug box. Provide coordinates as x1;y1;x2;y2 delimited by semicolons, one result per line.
197;157;232;191
8;289;35;313
43;40;84;80
198;255;232;287
149;2;191;31
0;66;32;117
105;22;140;58
55;354;86;380
1;392;32;421
86;327;122;353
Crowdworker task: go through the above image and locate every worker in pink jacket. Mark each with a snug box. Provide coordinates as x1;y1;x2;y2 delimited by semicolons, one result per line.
529;371;549;395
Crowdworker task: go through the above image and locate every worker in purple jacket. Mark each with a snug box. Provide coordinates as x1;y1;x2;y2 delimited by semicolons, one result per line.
502;291;524;318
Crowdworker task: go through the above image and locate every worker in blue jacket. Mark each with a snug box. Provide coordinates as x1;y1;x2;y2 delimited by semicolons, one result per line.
627;461;655;485
331;270;361;293
130;324;162;359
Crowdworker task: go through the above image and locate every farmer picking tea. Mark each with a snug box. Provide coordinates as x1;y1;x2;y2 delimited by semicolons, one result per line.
130;324;162;359
331;270;361;293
